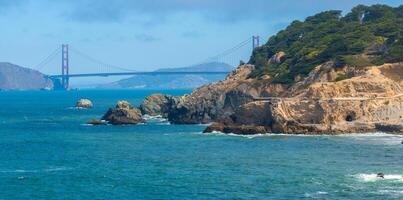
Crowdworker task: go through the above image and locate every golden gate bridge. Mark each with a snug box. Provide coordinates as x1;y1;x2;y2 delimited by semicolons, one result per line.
36;36;260;90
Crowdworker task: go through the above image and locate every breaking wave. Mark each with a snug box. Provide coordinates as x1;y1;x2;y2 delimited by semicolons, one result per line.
1;167;73;173
355;173;403;182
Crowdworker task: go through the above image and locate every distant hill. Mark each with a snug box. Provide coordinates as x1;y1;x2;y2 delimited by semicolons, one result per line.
0;62;52;90
98;62;234;89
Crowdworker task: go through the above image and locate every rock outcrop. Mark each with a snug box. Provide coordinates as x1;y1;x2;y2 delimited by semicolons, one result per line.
141;62;403;135
139;94;176;117
206;63;403;135
140;64;287;124
267;51;286;65
76;99;93;109
102;101;144;125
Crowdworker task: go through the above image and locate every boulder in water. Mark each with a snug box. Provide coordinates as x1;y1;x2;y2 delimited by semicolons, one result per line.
102;101;144;125
377;173;385;178
76;99;93;108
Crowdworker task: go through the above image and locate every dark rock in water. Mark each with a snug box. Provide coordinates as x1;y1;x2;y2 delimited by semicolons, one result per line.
375;123;403;134
86;119;107;126
204;122;268;135
377;173;385;178
102;101;144;125
76;99;93;109
203;123;225;133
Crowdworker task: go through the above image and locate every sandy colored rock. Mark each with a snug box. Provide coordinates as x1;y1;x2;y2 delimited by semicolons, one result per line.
141;62;402;134
76;99;93;108
206;63;403;134
267;51;286;65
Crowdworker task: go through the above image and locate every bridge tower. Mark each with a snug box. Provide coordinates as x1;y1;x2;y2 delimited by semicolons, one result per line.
252;36;260;49
61;44;69;90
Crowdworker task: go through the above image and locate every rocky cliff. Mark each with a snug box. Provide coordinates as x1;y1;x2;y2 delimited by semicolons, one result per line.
139;5;402;134
140;62;402;134
0;62;52;90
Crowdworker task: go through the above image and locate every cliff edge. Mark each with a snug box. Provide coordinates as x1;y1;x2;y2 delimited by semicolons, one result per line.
139;5;402;134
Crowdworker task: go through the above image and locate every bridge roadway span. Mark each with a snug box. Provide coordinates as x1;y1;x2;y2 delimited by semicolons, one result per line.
47;71;231;78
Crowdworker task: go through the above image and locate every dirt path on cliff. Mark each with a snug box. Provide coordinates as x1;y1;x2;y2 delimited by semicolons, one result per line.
253;93;403;102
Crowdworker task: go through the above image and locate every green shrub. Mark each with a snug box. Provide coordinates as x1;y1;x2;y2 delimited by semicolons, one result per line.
249;4;402;84
335;74;348;82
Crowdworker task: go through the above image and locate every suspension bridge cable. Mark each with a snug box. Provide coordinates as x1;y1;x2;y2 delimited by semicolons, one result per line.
35;47;61;71
201;37;252;64
69;46;138;72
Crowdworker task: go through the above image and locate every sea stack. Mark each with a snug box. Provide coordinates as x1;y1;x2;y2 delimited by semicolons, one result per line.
76;99;93;109
101;101;144;125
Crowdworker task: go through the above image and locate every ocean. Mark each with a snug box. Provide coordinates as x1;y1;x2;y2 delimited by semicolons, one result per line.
0;90;402;199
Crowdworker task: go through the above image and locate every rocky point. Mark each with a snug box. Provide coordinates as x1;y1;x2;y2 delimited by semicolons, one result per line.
140;62;403;135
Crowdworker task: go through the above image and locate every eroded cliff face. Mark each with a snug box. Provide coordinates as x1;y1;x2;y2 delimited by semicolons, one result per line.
140;62;403;134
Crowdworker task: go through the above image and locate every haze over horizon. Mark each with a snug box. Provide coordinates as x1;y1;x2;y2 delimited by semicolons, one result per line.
0;0;400;85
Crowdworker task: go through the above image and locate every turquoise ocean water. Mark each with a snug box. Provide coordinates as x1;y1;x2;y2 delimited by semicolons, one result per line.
0;90;402;199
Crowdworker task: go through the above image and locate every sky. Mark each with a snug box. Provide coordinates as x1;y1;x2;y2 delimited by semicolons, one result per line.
0;0;400;85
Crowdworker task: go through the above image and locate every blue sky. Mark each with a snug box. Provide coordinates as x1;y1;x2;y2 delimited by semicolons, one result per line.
0;0;400;84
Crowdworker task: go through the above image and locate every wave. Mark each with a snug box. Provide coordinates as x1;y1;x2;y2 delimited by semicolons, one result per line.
336;132;403;137
376;189;403;197
66;106;89;110
202;131;345;138
202;131;291;139
355;173;403;182
157;122;171;125
202;130;403;139
142;114;163;120
304;191;328;198
142;115;168;122
1;167;73;173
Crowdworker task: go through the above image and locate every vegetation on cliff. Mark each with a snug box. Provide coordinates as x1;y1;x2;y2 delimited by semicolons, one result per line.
249;4;402;83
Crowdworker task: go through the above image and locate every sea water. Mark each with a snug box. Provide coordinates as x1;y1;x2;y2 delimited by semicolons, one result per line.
0;90;402;199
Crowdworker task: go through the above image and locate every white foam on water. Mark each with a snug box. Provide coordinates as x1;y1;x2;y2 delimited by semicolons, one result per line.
355;173;403;182
339;132;403;146
376;189;403;197
203;131;291;139
44;167;73;172
200;130;403;143
66;106;88;110
142;115;167;122
81;123;111;126
1;167;73;173
203;131;320;139
157;122;171;125
304;191;328;198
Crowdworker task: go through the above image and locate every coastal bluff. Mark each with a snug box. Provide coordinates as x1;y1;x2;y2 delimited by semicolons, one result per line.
139;5;403;135
140;62;403;135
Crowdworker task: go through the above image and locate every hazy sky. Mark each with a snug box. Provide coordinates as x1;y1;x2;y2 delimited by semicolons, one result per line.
0;0;400;80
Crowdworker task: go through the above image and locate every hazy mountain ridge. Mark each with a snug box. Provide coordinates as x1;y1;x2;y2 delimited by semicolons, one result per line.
0;62;52;90
98;62;234;89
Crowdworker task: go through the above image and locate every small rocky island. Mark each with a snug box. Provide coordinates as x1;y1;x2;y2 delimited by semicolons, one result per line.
102;101;144;125
101;5;403;135
76;99;93;109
